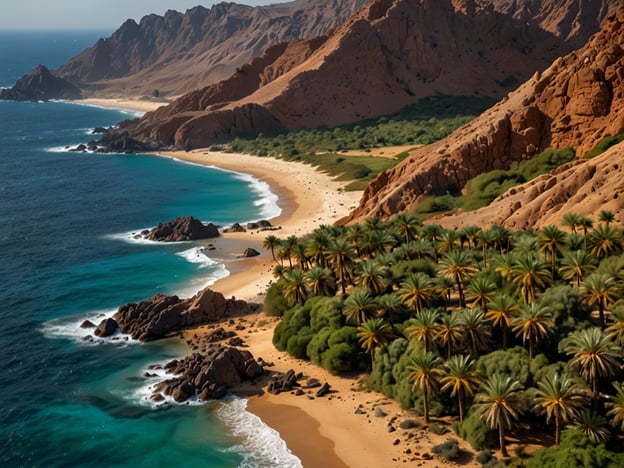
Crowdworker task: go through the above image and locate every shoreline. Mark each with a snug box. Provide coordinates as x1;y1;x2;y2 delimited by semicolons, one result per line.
82;99;476;467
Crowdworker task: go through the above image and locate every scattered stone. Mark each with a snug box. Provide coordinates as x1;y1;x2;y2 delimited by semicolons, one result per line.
399;419;421;430
316;382;331;397
94;317;118;337
304;378;321;388
374;407;387;418
240;248;260;258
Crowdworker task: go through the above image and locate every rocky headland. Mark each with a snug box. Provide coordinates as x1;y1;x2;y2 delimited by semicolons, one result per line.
0;65;81;101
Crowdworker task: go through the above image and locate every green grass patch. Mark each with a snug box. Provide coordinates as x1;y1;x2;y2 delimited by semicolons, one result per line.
411;147;576;218
584;134;624;159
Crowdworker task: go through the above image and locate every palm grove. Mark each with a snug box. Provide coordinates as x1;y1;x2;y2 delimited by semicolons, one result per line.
262;209;624;464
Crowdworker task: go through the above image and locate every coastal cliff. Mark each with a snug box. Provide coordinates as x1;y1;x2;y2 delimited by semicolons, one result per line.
0;65;81;101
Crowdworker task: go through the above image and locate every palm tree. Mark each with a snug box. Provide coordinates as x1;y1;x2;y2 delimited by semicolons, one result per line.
396;239;435;261
438;249;478;308
436;313;464;359
343;289;377;325
475;375;524;457
580;273;619;329
588;224;623;259
571;408;611;444
393;213;420;243
263;234;282;262
477;229;497;266
466;277;497;312
559;249;597;287
459;308;491;358
598;209;615;226
606;306;624;346
326;238;355;295
537;225;567;280
272;264;287;280
344;224;365;258
493;253;517;282
606;382;624;431
292;242;309;271
462;225;482;249
304;266;335;297
282;268;309;305
534;373;589;445
305;229;332;268
360;229;395;258
563;328;622;398
399;272;435;314
511;302;553;360
577;214;594;249
405;308;441;352
377;292;406;333
510;253;550;304
355;259;389;295
357;318;395;363
437;229;460;256
407;351;444;424
486;294;519;349
441;355;481;422
435;276;455;311
561;212;582;234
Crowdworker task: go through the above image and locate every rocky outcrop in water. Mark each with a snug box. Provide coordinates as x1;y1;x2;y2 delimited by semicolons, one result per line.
0;65;81;101
109;287;257;341
146;216;219;242
153;347;264;402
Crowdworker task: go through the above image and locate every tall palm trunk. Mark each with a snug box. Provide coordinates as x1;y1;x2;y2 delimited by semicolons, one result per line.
499;424;507;457
423;387;430;423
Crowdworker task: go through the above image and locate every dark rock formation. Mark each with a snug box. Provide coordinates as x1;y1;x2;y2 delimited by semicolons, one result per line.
153;346;264;402
267;369;301;394
240;248;260;258
222;223;246;233
80;320;96;329
146;216;219;242
114;287;257;341
316;382;331;397
246;220;273;230
0;65;81;102
94;317;119;337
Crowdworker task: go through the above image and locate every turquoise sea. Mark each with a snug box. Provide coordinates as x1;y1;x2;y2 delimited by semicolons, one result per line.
0;31;300;467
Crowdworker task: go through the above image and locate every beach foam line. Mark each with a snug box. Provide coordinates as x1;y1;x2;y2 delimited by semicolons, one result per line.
217;397;303;468
42;309;139;347
170;157;282;222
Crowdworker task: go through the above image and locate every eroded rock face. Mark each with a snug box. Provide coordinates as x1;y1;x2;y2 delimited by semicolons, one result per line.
342;9;624;224
154;347;264;402
0;65;81;101
146;216;219;242
100;0;574;151
113;287;256;341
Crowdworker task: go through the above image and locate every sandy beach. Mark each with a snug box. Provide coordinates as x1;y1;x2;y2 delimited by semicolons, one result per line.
158;149;478;467
74;98;475;466
76;97;167;114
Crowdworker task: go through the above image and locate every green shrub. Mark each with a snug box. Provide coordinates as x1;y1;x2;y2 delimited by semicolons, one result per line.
264;282;290;316
431;439;461;460
429;423;450;435
476;449;494;465
584;134;624;159
453;411;497;451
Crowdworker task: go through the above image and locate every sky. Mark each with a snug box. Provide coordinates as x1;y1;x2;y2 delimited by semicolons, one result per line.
0;1;280;31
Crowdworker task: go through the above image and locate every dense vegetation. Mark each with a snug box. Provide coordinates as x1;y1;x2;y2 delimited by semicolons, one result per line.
212;95;496;190
263;210;624;465
412;147;577;218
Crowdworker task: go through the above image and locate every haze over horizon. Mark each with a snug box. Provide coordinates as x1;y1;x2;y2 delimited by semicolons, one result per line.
0;0;282;31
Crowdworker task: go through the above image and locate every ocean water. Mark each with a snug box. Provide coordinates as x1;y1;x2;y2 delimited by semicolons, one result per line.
0;31;299;467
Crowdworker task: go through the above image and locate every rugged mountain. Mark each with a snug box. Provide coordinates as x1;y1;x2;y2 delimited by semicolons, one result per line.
490;0;619;48
0;65;81;101
342;9;624;224
431;141;624;231
53;0;369;97
108;0;572;150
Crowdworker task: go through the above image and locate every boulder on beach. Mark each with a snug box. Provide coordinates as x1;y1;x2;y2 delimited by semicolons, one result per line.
153;346;264;402
146;216;219;242
240;248;260;258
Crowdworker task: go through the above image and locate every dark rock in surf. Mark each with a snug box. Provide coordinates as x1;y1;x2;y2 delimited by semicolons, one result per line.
94;317;119;337
146;216;219;242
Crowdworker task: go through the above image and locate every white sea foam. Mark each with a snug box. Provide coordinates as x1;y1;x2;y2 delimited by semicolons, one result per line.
127;365;204;408
42;309;139;346
175;247;230;298
217;397;302;468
